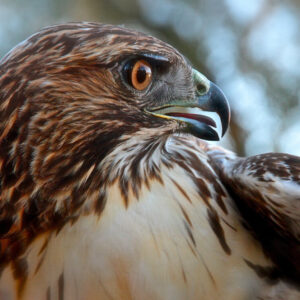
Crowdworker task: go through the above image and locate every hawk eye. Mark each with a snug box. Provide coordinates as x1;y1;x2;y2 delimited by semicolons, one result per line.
124;59;152;91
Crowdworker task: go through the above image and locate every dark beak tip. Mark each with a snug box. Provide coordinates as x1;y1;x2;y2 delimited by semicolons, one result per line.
212;135;221;141
186;122;220;141
208;82;230;138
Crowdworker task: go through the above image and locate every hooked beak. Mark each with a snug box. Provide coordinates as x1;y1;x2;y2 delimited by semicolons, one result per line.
147;69;231;141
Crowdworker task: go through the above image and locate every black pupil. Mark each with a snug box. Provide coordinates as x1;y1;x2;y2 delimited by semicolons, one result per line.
136;66;147;83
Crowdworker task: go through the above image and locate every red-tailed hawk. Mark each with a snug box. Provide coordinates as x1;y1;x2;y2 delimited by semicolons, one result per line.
0;22;299;300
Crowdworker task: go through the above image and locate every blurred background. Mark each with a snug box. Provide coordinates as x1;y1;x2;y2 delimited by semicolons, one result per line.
0;0;299;156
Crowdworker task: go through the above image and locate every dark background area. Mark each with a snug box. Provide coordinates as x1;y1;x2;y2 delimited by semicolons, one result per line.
1;0;299;156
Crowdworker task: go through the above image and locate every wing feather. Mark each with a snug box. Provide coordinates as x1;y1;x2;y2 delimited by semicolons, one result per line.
208;148;300;288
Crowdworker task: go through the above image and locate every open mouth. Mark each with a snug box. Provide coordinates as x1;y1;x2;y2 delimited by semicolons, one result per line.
145;78;230;141
148;105;222;140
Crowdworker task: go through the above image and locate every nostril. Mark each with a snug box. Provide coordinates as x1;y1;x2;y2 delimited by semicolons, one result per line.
196;83;208;95
193;69;210;96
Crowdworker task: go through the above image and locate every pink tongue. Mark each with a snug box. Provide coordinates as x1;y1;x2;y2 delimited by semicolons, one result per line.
166;112;216;128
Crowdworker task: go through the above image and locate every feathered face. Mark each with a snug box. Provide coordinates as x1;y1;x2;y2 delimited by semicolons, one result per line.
0;23;229;162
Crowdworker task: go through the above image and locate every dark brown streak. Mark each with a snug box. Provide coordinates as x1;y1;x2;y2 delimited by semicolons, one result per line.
181;266;187;284
178;202;193;227
34;250;47;275
187;151;228;214
147;220;160;254
183;220;196;247
38;235;50;255
202;260;216;288
58;272;64;300
171;179;192;203
196;248;217;288
193;178;211;206
12;257;28;298
244;259;280;285
221;217;237;232
119;176;129;208
185;238;197;257
207;208;231;255
173;157;211;206
94;189;107;215
46;286;51;300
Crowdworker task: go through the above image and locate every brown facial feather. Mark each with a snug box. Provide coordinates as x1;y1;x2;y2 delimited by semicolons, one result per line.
0;23;196;266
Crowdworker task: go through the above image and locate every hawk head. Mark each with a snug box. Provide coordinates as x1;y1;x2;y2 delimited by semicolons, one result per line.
0;23;229;257
0;22;229;158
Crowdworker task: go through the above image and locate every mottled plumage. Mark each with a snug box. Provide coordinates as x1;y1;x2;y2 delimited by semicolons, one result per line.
0;22;299;300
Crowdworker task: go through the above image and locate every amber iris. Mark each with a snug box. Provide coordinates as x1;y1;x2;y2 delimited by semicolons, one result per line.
131;60;152;90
